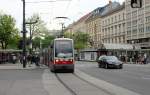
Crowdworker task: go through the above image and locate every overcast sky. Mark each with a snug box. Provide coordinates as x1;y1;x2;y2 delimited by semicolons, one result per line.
0;0;124;30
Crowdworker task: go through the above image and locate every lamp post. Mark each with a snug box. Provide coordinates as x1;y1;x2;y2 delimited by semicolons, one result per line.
22;0;26;68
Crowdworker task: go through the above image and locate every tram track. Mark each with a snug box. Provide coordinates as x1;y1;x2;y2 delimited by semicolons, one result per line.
55;72;112;95
43;69;140;95
73;73;114;95
55;73;77;95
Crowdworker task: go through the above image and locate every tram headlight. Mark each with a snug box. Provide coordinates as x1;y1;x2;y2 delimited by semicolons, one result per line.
55;59;59;62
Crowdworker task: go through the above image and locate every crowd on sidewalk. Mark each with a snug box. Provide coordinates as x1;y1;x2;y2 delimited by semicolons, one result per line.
19;54;40;67
119;53;150;64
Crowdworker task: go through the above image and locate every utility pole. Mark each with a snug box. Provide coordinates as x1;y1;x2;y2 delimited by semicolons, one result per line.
26;19;38;55
55;17;69;38
22;0;27;68
61;23;65;37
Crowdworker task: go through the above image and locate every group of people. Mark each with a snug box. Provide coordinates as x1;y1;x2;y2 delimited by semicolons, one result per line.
133;53;148;64
20;54;40;66
119;53;149;64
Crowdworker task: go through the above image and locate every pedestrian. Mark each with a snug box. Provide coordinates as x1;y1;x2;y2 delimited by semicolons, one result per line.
27;54;32;66
143;53;147;64
146;55;150;64
35;55;40;66
31;55;35;65
12;54;16;64
19;54;23;64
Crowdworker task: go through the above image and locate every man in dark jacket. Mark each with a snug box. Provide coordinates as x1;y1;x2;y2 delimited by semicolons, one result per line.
35;55;40;66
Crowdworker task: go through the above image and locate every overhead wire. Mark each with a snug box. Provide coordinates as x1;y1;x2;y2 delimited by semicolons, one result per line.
26;0;72;29
63;0;72;17
26;1;56;4
26;0;72;4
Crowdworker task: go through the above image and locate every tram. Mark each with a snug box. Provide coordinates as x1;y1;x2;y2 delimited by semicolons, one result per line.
48;38;75;73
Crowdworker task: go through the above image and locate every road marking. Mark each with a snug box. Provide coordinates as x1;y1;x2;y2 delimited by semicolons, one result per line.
75;69;141;95
142;77;150;80
142;75;150;80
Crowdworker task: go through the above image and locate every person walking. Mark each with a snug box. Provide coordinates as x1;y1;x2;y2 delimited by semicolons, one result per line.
35;55;40;67
143;53;147;64
12;54;17;64
31;55;35;65
27;54;32;67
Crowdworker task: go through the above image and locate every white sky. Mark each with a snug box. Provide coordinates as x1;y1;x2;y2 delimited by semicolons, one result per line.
0;0;124;30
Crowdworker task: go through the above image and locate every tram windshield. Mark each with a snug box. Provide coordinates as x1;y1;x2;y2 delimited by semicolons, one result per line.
55;40;73;58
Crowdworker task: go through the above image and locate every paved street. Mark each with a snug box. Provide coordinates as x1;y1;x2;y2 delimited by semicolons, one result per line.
0;68;49;95
76;61;150;95
0;62;150;95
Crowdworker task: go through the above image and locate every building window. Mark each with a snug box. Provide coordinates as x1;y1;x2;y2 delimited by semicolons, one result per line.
115;16;117;22
127;28;131;35
123;37;125;43
132;20;137;26
111;17;113;23
123;13;125;20
115;38;117;43
108;19;110;24
81;53;85;59
118;37;120;43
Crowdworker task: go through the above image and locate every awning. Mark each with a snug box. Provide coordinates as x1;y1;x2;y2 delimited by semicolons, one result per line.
100;43;140;50
80;48;97;52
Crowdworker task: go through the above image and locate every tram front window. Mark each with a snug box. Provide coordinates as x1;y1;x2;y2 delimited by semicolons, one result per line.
55;40;73;58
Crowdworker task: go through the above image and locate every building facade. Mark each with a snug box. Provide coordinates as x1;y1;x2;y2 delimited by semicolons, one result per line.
101;2;126;44
85;7;104;48
126;0;150;49
64;13;91;36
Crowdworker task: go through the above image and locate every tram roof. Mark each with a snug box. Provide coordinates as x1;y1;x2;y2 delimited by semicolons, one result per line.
54;37;73;41
0;49;22;53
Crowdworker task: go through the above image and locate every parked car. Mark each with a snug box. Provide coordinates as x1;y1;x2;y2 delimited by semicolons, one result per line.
97;56;123;69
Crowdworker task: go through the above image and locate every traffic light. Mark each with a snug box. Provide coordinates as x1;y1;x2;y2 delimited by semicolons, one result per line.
131;0;142;8
18;39;23;49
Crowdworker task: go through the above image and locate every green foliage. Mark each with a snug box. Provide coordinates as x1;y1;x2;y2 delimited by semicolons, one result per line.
42;35;55;48
26;13;49;38
0;13;19;49
8;34;20;49
32;35;55;49
65;31;89;50
32;37;42;49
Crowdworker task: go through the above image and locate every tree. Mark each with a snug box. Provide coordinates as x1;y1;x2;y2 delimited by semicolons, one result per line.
65;31;89;50
32;37;42;50
0;13;18;49
26;13;49;38
64;31;90;59
42;35;55;48
8;34;20;49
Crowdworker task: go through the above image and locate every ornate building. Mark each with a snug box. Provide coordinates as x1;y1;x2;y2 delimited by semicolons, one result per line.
126;0;150;49
101;2;126;44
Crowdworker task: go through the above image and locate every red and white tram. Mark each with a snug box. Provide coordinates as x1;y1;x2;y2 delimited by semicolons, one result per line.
49;38;74;73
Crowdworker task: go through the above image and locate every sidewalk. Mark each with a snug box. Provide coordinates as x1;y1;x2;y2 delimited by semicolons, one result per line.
0;62;38;70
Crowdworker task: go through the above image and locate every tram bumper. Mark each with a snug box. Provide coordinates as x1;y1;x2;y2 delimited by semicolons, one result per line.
54;64;74;70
